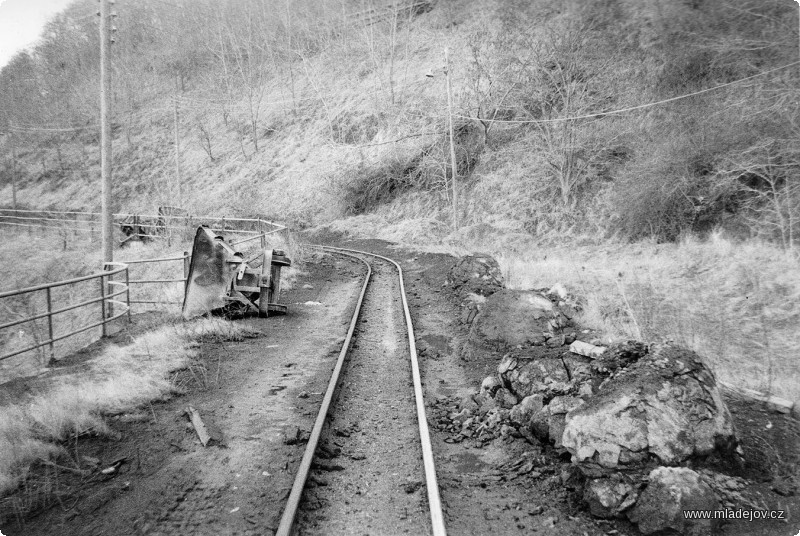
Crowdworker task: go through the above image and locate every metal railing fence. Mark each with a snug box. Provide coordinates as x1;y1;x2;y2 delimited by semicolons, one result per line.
0;262;130;363
0;209;283;242
0;214;287;372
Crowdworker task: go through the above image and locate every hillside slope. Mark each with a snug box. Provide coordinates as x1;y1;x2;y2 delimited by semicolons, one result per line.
0;0;797;243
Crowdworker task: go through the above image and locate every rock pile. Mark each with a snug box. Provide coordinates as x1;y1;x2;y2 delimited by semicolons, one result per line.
445;254;745;536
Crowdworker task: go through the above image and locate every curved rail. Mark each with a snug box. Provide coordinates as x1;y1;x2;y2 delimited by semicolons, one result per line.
328;246;447;536
275;248;372;536
276;246;446;536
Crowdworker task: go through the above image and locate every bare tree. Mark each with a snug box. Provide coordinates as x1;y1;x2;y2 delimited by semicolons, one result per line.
225;2;271;153
716;139;800;251
197;117;215;162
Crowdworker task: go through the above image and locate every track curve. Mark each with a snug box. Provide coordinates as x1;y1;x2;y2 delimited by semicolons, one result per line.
276;246;446;536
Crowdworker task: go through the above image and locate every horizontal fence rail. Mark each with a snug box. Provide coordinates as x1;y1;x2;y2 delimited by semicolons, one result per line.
122;253;189;306
0;209;285;246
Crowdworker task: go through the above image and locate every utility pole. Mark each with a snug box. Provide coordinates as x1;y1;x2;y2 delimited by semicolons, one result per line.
99;0;113;264
173;93;182;204
444;47;458;231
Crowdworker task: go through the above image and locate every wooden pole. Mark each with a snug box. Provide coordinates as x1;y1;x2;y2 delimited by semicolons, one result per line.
444;48;458;231
100;0;113;265
10;145;17;210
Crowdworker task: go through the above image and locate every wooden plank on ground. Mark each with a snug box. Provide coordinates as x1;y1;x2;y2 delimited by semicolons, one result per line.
186;406;212;446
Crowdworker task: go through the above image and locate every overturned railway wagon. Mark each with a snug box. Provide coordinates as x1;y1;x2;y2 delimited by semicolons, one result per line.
182;226;290;319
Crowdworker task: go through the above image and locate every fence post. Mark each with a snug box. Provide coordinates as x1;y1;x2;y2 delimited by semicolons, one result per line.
100;274;107;337
260;220;266;250
183;251;190;282
45;287;55;362
125;266;131;321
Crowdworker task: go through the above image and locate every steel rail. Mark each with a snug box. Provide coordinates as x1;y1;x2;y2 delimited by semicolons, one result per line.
275;247;372;536
276;246;446;536
327;246;447;536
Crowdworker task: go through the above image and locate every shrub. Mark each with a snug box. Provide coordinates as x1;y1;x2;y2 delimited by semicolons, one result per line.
341;155;422;215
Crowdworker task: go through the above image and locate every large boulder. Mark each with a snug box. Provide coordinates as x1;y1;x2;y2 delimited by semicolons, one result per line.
562;343;735;470
472;290;571;347
446;254;504;298
628;467;719;535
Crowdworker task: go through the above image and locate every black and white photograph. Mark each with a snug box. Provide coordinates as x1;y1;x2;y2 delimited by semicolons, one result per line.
0;0;798;534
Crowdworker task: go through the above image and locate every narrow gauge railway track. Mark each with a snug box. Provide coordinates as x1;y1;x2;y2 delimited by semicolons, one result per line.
276;247;446;536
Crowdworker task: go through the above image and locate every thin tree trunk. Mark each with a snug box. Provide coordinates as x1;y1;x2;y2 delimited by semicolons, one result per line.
11;146;18;209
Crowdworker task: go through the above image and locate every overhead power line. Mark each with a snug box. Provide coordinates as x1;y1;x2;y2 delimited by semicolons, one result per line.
452;61;800;125
8;125;98;133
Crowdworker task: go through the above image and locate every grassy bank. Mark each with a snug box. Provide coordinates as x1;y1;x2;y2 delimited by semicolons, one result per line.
0;318;256;507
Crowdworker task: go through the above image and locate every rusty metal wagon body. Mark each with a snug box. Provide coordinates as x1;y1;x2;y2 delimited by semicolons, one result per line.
182;226;290;320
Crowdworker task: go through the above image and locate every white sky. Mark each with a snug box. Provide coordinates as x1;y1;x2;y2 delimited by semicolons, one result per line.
0;0;76;69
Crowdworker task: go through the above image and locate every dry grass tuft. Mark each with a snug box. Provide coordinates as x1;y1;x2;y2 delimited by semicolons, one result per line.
182;317;259;343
